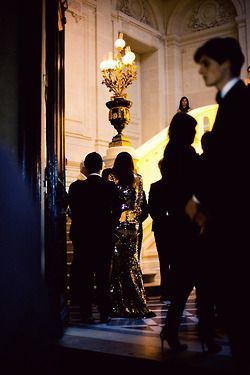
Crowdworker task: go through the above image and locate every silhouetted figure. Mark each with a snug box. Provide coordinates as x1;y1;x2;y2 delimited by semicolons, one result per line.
108;152;155;318
67;164;87;254
200;131;213;159
177;96;191;113
77;159;87;180
101;167;113;181
159;112;219;354
148;159;172;302
196;130;222;341
68;152;120;323
186;37;250;370
159;112;200;352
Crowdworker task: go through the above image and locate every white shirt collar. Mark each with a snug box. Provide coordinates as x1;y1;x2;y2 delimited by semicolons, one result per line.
88;173;101;177
221;78;239;98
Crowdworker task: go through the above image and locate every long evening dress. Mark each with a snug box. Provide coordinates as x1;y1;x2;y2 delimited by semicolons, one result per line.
109;173;155;319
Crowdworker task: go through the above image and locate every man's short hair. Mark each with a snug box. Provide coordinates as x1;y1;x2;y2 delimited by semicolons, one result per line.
194;37;245;77
84;152;103;173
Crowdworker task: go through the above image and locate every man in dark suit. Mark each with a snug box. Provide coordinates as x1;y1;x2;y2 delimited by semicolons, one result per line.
186;37;250;369
148;159;172;302
68;152;120;323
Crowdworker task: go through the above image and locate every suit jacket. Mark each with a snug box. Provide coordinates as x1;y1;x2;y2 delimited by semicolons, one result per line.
68;175;120;256
196;80;250;223
148;179;171;232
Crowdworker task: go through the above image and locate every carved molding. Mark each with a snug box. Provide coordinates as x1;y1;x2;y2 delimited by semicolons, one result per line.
117;0;157;30
67;0;83;22
66;9;83;22
187;0;236;32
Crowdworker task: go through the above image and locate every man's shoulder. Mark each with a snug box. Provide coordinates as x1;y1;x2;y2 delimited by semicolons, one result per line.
70;179;86;187
101;179;118;193
150;179;164;191
232;79;249;96
69;179;86;192
235;80;250;106
222;79;249;109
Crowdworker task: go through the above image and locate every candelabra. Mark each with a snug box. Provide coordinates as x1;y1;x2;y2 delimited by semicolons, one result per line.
100;33;136;147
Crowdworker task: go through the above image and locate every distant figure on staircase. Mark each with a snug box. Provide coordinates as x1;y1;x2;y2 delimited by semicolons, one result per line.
177;96;191;113
108;152;155;318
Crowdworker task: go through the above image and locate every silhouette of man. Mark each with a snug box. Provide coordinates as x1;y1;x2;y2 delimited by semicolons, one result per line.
186;37;250;370
68;152;120;323
148;159;172;302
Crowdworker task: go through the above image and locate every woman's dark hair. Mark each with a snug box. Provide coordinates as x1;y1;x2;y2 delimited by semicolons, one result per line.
112;152;135;187
178;96;190;112
168;112;197;145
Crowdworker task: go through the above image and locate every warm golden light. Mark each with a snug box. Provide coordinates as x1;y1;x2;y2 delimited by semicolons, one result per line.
100;33;137;98
114;33;126;49
122;46;136;65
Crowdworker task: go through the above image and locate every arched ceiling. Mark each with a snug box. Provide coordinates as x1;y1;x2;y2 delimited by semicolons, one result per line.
167;0;238;36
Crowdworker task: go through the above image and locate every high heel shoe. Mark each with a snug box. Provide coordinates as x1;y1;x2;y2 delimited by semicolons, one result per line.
160;328;188;353
200;340;222;354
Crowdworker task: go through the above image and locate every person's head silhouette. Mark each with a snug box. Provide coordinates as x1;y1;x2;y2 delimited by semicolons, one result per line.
101;167;112;181
168;112;197;146
194;37;244;90
201;131;212;154
84;152;103;175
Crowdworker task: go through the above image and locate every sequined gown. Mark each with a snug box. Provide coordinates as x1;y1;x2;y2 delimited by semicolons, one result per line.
109;173;155;318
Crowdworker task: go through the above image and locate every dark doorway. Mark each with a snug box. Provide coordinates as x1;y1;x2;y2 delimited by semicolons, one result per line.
44;0;69;336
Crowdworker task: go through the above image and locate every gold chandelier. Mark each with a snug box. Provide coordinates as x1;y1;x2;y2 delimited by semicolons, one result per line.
100;33;137;147
100;33;136;98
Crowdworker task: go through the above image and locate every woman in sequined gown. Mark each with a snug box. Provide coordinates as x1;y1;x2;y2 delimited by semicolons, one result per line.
108;152;155;319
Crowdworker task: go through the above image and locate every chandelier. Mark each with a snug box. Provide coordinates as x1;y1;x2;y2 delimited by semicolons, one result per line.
100;33;137;147
100;33;136;98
